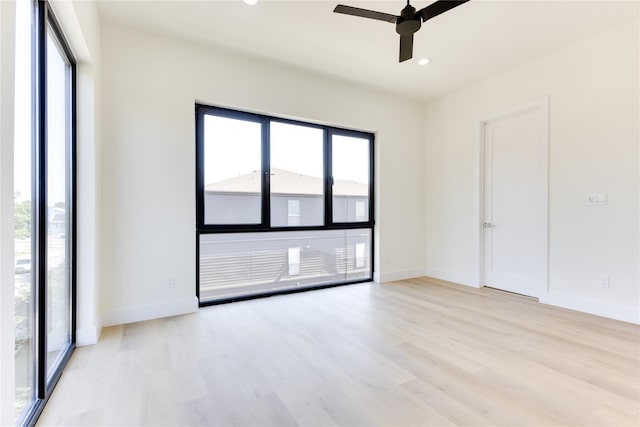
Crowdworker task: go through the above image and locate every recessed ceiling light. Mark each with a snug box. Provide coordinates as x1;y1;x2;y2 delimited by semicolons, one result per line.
418;58;431;66
243;0;258;5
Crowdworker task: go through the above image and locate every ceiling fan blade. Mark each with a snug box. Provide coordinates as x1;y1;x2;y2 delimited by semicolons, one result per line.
399;33;413;62
417;0;470;22
333;5;398;23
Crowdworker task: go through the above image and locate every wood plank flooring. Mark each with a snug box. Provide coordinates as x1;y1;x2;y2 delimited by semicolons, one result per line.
37;278;640;426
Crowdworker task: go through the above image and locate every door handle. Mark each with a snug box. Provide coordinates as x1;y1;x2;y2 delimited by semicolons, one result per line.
483;222;493;228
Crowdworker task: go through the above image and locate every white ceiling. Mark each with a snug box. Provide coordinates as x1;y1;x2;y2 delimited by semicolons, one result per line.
97;0;639;102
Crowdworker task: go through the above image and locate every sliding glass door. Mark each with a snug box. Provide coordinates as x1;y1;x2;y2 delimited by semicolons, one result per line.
14;1;76;425
44;21;73;378
14;0;35;420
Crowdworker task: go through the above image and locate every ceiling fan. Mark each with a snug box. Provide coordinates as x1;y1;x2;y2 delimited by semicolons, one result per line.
334;0;470;62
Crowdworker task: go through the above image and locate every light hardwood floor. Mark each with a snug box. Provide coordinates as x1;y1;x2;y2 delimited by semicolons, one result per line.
38;278;639;426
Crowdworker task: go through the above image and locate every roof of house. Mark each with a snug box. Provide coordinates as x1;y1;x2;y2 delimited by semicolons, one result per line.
205;168;367;197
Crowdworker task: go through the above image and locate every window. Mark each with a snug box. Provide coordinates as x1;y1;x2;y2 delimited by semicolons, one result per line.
203;114;262;224
45;20;73;377
355;242;366;269
288;247;301;276
287;200;300;226
355;201;366;222
198;230;371;301
14;0;35;420
196;105;374;303
13;1;76;425
270;121;324;227
332;134;371;223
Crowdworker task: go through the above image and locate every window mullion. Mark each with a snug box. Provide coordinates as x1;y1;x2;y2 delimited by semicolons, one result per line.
68;57;77;347
324;129;332;227
368;135;374;225
195;106;205;229
262;118;270;228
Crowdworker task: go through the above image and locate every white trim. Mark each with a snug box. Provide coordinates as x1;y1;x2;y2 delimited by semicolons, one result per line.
540;292;640;325
423;269;479;288
76;326;102;346
101;297;198;327
476;96;550;298
377;268;425;283
47;0;91;62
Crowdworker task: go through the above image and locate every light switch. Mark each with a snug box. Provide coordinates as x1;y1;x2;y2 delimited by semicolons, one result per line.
587;193;608;206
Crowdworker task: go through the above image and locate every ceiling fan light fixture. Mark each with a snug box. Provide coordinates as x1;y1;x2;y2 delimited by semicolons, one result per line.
418;58;431;66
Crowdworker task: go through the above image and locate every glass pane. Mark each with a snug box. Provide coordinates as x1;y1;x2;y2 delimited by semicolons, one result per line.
332;135;370;223
46;28;71;375
204;115;262;224
199;229;371;302
270;122;324;226
14;0;35;419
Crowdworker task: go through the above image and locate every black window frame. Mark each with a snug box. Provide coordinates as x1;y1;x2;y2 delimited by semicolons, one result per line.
196;104;375;233
195;104;375;305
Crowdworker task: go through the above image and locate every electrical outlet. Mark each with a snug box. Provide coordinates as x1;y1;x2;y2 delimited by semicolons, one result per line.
168;276;176;288
598;276;610;289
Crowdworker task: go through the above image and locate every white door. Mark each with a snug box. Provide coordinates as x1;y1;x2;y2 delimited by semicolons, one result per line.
482;100;548;298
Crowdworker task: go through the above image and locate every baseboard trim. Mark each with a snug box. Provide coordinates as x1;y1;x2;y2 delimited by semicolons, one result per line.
376;268;424;283
76;326;101;346
424;268;479;288
101;296;199;327
540;292;639;325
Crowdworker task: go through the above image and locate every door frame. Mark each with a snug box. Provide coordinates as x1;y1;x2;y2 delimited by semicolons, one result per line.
474;96;549;297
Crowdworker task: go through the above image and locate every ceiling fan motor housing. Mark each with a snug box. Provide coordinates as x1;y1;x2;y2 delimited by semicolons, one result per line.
396;4;421;35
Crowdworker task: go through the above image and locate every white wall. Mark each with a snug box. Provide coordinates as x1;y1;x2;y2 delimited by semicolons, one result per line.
424;19;639;323
49;0;103;345
100;22;426;325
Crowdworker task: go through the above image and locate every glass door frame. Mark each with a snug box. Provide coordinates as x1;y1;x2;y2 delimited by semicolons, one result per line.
18;1;77;425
